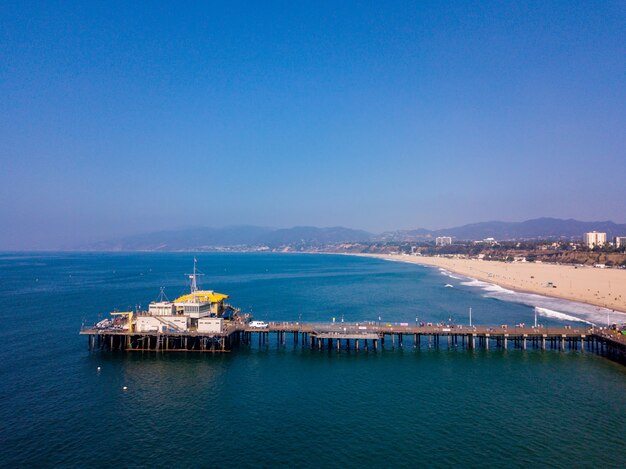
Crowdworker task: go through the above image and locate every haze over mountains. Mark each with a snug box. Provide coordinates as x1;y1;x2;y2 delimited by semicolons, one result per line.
87;218;626;251
381;219;626;243
89;226;372;251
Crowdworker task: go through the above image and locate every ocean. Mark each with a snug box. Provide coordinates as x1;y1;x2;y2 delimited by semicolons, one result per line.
0;252;624;468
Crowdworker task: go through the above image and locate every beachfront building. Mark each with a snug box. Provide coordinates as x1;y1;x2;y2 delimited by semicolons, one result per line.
615;236;626;248
584;231;606;248
436;236;452;246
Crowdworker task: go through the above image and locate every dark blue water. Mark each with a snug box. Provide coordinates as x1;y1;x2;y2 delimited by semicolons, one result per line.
1;252;624;467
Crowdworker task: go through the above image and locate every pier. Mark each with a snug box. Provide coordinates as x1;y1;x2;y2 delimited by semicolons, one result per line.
80;322;626;364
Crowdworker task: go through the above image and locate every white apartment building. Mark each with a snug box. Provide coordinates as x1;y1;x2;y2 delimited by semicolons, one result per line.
436;236;452;246
615;236;626;248
584;231;606;248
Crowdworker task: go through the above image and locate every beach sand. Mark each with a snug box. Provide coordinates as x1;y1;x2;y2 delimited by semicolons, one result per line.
358;254;626;314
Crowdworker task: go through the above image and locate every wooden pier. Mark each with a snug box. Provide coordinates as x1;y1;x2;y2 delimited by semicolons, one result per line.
80;322;626;364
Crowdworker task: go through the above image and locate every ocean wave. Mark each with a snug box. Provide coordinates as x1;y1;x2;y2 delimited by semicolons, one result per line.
460;278;626;326
438;268;463;280
377;256;625;326
460;278;513;294
534;307;594;326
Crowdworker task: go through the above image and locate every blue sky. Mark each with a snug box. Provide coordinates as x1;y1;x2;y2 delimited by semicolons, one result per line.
1;1;625;248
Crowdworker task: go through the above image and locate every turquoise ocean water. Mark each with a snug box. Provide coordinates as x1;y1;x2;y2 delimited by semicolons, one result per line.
0;252;624;468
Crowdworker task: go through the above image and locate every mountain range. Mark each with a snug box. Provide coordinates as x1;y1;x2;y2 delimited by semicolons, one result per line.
88;225;373;251
381;218;626;242
87;218;626;251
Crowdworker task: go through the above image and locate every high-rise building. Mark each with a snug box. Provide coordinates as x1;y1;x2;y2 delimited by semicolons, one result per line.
436;236;452;246
615;236;626;248
584;231;606;248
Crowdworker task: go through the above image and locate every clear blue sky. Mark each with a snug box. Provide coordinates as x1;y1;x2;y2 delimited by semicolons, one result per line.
1;1;624;249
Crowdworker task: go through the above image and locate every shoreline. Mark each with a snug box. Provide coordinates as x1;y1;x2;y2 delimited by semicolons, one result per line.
350;253;626;316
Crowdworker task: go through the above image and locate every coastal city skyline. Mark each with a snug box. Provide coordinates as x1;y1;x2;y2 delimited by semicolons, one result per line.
1;1;625;249
4;215;626;250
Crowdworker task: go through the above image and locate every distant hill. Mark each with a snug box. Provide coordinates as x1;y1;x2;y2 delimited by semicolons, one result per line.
87;218;626;251
380;218;626;242
89;225;374;251
88;226;274;251
259;226;373;246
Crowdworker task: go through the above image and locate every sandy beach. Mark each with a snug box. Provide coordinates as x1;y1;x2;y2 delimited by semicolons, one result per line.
358;254;626;315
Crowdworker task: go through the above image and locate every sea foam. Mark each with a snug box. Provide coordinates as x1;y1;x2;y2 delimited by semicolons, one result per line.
379;257;626;326
534;307;595;326
459;277;625;326
438;268;463;280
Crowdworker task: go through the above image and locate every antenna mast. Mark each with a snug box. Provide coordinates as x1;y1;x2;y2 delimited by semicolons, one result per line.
158;286;169;302
190;257;198;293
186;258;204;301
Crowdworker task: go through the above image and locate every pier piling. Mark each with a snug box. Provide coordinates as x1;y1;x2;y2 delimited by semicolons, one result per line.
80;323;626;365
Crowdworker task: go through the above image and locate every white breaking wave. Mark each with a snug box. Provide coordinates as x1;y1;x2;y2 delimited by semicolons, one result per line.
378;256;626;326
438;268;463;280
459;277;626;326
534;307;594;326
460;278;513;294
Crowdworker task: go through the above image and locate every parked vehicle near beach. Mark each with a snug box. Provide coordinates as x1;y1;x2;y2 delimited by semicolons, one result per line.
249;320;268;328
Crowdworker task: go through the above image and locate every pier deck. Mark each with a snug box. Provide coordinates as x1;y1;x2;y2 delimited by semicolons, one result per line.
80;321;626;364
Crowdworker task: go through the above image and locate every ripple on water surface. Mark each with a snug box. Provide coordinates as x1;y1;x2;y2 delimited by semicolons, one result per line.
0;253;625;468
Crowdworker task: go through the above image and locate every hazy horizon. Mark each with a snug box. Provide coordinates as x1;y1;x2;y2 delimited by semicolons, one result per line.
2;1;625;249
4;216;626;251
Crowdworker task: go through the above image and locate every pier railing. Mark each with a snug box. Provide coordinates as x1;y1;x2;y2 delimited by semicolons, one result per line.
80;320;626;364
81;320;606;337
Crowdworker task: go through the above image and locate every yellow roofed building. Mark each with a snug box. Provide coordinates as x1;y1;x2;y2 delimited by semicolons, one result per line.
173;290;229;318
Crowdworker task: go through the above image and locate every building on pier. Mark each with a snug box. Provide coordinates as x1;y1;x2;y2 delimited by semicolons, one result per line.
104;259;238;334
